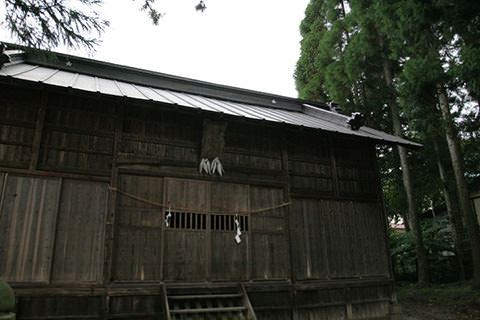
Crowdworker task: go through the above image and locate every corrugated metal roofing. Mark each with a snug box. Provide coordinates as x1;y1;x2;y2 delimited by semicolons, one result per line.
0;58;421;148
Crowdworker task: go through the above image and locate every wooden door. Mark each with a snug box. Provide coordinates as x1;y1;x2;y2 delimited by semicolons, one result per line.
163;178;210;281
209;182;249;281
163;178;250;281
162;179;290;281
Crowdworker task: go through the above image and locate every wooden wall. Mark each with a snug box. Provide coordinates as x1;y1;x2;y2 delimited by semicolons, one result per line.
0;174;108;284
0;83;393;319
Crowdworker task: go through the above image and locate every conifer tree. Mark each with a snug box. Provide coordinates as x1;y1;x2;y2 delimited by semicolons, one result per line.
295;0;431;285
3;0;205;50
375;0;480;288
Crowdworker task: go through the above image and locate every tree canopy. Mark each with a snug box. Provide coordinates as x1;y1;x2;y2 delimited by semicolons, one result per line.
296;0;480;287
2;0;206;50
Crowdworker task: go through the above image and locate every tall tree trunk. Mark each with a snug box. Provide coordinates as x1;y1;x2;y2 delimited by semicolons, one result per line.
378;36;429;286
432;135;466;281
437;86;480;288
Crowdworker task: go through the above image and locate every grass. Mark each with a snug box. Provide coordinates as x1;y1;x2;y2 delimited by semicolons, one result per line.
396;281;480;319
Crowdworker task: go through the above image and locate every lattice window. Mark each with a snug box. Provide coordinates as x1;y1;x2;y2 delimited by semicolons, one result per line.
165;211;207;230
164;211;249;232
210;214;249;232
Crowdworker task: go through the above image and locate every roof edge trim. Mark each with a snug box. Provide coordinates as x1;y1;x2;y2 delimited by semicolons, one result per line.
3;42;330;112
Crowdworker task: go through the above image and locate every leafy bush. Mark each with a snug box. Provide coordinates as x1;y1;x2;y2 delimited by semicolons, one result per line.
389;216;460;283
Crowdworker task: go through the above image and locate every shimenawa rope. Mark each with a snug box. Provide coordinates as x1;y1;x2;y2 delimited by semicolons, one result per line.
108;186;290;215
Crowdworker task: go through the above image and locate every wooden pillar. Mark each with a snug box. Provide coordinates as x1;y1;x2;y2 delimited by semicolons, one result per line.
160;179;167;281
29;92;47;170
281;147;295;283
247;184;252;280
281;141;297;320
103;103;124;287
371;143;395;279
328;136;340;198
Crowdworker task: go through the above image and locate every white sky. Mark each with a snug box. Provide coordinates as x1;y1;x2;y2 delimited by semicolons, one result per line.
1;0;310;98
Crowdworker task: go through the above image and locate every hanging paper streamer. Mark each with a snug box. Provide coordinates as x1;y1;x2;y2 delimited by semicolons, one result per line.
234;214;242;244
165;207;172;228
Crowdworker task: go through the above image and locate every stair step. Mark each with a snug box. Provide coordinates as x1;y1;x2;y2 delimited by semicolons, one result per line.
169;293;242;300
170;306;247;314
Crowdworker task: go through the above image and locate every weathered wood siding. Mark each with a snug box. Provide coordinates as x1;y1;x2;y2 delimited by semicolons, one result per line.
250;186;290;280
335;141;378;200
51;179;107;283
0;173;107;284
287;130;333;197
224;123;283;177
0;174;59;282
291;200;389;280
0;88;37;168
39;95;116;174
0;83;393;319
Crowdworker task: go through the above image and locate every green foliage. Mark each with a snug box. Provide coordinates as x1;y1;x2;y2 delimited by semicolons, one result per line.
2;0;207;50
297;0;480;284
4;0;109;50
389;216;461;283
0;280;15;312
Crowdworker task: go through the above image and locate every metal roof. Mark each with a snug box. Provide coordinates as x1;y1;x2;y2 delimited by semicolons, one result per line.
0;49;421;148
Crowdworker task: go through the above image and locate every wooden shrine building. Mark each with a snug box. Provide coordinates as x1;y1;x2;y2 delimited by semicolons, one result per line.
0;45;420;319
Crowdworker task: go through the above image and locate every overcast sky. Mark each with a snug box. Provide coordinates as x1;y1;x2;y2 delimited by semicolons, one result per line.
1;0;310;98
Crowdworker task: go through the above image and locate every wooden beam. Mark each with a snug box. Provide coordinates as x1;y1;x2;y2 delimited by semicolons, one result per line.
118;168;288;189
241;284;258;320
0;118;36;128
0;167;110;182
35;165;111;177
162;284;172;320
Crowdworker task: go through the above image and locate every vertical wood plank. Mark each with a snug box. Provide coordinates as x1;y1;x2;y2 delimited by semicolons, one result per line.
0;172;8;279
0;173;7;218
302;200;312;279
319;201;331;278
48;177;63;284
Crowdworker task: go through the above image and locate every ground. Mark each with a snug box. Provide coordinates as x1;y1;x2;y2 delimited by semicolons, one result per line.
393;282;480;320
